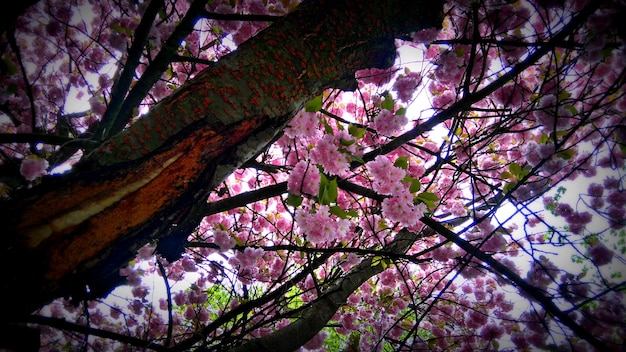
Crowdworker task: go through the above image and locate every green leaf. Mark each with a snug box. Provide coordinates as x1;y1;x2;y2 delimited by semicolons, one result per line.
564;104;578;115
416;191;439;209
323;119;334;135
318;173;328;201
328;178;338;203
558;90;571;101
394;156;409;169
503;181;517;193
395;107;406;116
556;149;575;160
340;138;355;146
509;162;522;177
381;93;394;111
538;133;549;144
348;124;366;139
350;153;365;164
417;191;439;202
1;56;18;75
500;171;513;179
318;175;338;205
329;205;349;219
409;178;421;193
402;175;421;192
305;95;323;112
371;256;388;269
286;193;303;207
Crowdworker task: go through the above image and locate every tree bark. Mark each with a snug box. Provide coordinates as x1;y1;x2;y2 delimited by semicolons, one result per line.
0;0;443;321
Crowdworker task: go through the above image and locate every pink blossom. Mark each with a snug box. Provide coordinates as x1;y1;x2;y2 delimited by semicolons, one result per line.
523;141;542;166
284;111;320;139
295;206;350;244
310;134;350;175
411;27;439;44
131;286;148;299
89;96;107;116
588;241;614;266
287;160;321;196
339;312;358;330
184;306;196;320
381;195;426;227
355;67;394;85
481;232;506;252
555;203;574;218
435;50;464;85
604;177;619;189
393;71;421;103
379;269;396;287
367;155;406;195
588;183;604;197
137;244;155;260
110;306;121;319
527;255;559;288
303;331;327;350
432;245;456;262
480;324;504;340
212;4;241;32
187;289;208;304
607;190;626;207
371;109;408;135
20;156;48;181
181;257;197;272
492;82;525;107
214;230;236;251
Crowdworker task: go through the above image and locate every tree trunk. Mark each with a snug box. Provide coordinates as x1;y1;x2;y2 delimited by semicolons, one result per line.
1;0;443;321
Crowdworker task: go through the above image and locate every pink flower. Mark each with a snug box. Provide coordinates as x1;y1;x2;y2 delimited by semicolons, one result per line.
295;206;349;244
181;257;197;272
284;111;320;139
393;71;422;103
492;82;524;107
480;324;504;340
411;27;439;43
367;155;406;195
379;269;396;287
588;183;604;197
481;232;506;252
371;109;408;135
435;50;464;85
588;241;614;266
89;96;107;116
381;195;426;227
214;230;236;251
20;156;48;181
310;135;350;175
355;67;394;85
137;244;155;260
287;160;321;196
131;286;148;299
303;331;327;350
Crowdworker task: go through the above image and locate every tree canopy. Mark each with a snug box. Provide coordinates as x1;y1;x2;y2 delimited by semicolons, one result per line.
1;0;625;351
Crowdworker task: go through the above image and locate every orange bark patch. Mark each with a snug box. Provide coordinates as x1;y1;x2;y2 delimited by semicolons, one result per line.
41;115;267;281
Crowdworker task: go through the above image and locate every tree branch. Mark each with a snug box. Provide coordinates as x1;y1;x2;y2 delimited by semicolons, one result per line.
25;315;171;352
0;133;98;148
420;216;612;351
200;11;283;22
224;228;424;352
352;1;600;168
94;0;165;141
